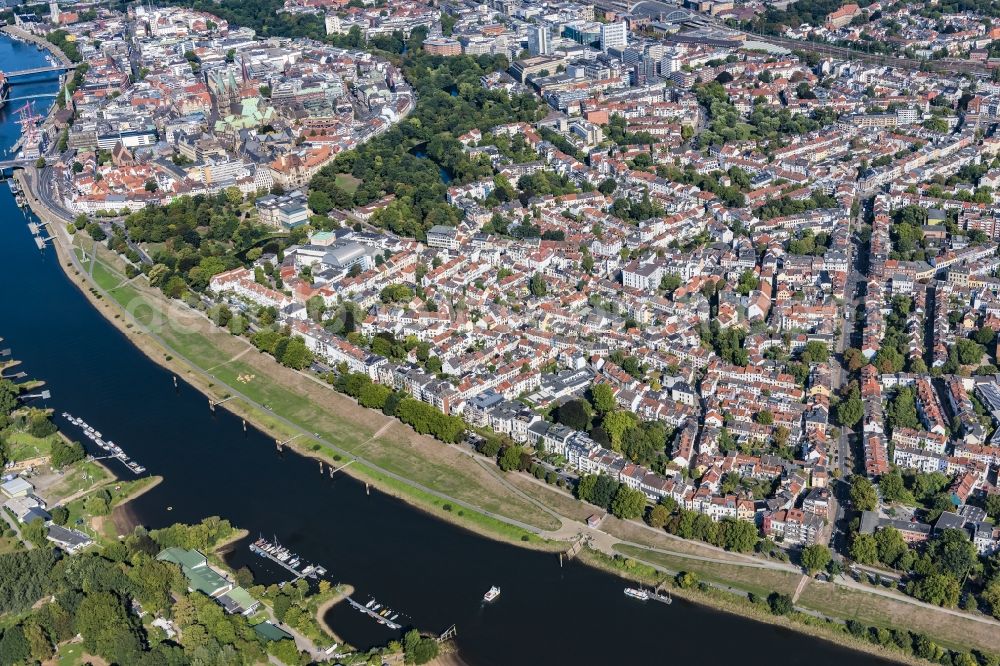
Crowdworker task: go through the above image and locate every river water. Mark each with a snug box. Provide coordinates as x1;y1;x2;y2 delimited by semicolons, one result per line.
0;36;892;666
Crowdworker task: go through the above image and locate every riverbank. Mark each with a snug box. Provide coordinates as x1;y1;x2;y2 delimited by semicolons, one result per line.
577;548;930;666
315;585;355;644
18;176;1000;664
0;26;71;65
29;198;567;553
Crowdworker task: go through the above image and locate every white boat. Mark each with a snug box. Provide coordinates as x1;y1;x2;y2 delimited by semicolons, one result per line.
624;587;649;601
483;586;500;602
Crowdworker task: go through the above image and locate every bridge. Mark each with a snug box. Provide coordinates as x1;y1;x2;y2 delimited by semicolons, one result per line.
5;93;58;103
0;159;33;170
5;64;76;79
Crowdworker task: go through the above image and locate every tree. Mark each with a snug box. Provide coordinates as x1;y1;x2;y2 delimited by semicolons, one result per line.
850;533;878;564
879;470;909;504
529;272;547;297
28;413;57;438
874;527;908;567
660;273;681;293
555;399;590;431
955;338;984;366
676;571;698;589
610;486;646;520
719;519;758;553
768;592;794;615
498;446;523;472
22;519;48;549
403;629;439;664
0;625;30;665
801;341;829;364
35;157;46;169
589;383;616;415
929;529;978;581
911;573;960;607
50;505;69;526
50;440;85;469
755;409;773;425
575;474;597;503
587;474;621;510
849;475;878;511
836;387;863;427
800;544;831;575
982;580;1000;619
647;504;671;528
602;410;636;451
731;269;758;296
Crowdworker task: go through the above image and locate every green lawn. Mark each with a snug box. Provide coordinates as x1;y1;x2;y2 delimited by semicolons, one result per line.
56;641;86;666
45;460;112;504
334;174;361;193
613;543;800;598
3;431;55;462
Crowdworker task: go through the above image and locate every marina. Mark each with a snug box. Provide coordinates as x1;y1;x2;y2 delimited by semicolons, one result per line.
249;535;327;582
345;596;403;631
62;412;147;475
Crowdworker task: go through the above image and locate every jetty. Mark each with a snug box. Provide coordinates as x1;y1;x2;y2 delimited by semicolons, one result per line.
345;596;403;630
249;536;327;583
62;413;147;475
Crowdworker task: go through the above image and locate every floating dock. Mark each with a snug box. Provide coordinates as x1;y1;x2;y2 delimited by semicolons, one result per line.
62;413;146;474
249;536;327;582
345;596;403;630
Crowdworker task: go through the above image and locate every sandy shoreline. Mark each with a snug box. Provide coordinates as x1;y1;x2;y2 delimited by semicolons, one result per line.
314;585;354;644
109;475;164;537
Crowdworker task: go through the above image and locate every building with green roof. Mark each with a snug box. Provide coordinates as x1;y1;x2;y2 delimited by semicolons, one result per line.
157;547;232;598
254;622;293;642
218;586;261;616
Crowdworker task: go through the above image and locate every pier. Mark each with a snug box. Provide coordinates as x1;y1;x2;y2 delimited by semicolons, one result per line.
249;536;328;583
62;413;147;475
345;596;403;630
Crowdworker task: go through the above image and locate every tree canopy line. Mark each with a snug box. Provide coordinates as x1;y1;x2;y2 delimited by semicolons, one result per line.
0;518;322;666
694;81;839;149
125;191;270;296
332;371;465;443
310;51;546;240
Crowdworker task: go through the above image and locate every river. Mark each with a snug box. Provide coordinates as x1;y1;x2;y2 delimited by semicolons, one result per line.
0;35;892;666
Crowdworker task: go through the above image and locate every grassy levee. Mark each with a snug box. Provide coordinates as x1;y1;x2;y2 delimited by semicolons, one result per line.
614;543;800;598
796;581;998;655
614;542;997;655
68;236;562;538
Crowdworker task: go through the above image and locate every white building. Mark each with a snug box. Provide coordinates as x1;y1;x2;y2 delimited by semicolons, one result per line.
600;22;627;52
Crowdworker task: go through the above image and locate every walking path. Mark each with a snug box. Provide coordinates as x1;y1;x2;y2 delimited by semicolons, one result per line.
792;574;809;603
